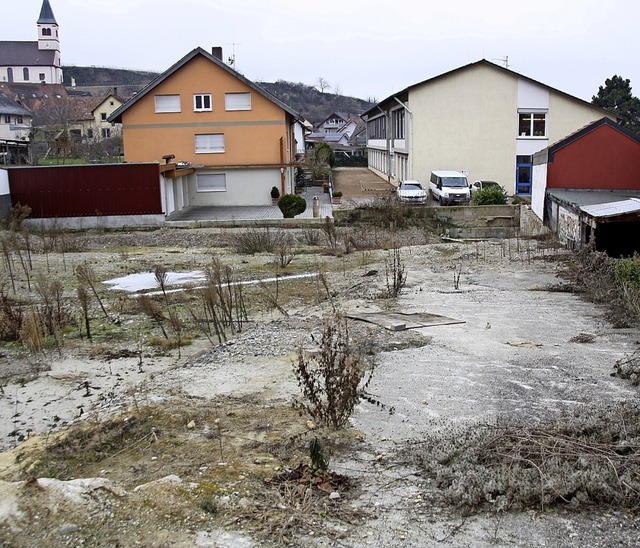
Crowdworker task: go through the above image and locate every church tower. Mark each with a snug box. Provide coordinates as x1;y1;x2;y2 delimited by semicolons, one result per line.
37;0;60;53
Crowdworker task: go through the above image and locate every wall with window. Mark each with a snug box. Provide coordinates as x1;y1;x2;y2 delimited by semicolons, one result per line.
119;54;293;167
187;168;281;206
409;63;517;190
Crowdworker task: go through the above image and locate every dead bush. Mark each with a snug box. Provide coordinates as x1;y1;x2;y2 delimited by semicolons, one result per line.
229;227;285;254
293;312;368;428
404;401;640;513
384;240;407;298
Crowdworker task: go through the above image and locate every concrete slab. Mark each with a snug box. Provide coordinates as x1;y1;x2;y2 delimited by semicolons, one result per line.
166;186;333;223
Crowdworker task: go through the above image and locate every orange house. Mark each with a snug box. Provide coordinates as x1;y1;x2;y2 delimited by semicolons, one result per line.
109;47;301;211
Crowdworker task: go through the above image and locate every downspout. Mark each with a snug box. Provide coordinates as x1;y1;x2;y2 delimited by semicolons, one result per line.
393;97;413;180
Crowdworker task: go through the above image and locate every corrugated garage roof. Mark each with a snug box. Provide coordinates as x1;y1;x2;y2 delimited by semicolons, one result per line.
581;198;640;218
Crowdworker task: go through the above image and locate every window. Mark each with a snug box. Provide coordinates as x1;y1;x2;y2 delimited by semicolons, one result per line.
101;128;111;138
367;115;386;139
87;128;94;139
154;94;181;113
42;28;51;36
197;173;226;192
70;129;82;142
195;133;224;153
39;73;45;81
100;112;107;121
4;115;10;124
194;94;212;111
225;92;251;111
23;68;29;81
16;116;23;124
518;111;546;137
392;109;405;140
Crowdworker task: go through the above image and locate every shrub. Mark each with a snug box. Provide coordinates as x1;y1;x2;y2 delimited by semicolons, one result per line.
278;194;307;218
229;227;284;254
471;185;508;205
315;143;335;168
270;186;280;199
293;312;366;428
614;255;640;288
332;191;342;198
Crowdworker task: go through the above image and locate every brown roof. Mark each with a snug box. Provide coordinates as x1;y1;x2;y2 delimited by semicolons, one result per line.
0;41;57;66
0;82;67;111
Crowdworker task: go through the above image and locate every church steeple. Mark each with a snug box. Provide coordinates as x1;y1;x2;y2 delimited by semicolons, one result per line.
37;0;59;52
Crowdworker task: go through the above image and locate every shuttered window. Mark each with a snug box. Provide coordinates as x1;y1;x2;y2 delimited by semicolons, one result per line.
197;173;226;192
195;133;225;153
154;94;181;113
225;92;251;111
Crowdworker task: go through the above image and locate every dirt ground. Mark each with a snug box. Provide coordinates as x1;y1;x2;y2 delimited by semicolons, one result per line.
0;224;639;547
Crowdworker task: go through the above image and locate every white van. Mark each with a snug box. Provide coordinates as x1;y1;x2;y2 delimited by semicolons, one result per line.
429;170;470;205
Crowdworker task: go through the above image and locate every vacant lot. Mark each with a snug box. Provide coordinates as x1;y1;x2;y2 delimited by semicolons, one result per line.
0;225;639;547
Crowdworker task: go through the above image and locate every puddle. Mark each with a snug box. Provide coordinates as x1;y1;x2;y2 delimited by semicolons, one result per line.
104;270;318;294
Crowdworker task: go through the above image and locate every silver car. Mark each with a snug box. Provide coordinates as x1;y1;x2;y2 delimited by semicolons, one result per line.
397;180;427;204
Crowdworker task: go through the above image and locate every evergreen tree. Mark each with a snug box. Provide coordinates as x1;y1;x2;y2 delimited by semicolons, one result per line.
592;75;640;135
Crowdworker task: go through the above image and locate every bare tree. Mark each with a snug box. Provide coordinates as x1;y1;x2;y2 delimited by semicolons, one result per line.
316;77;330;93
333;83;342;96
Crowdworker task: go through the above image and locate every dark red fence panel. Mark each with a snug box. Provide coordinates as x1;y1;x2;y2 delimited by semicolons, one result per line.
7;163;162;219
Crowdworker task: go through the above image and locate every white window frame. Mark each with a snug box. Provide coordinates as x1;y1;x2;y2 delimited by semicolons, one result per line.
225;92;251;111
197;173;226;192
193;93;212;112
517;109;547;138
154;94;181;113
195;133;225;154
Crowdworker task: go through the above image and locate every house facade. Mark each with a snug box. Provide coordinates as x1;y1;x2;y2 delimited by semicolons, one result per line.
0;0;63;86
0;94;32;164
110;47;300;211
363;60;614;196
68;91;124;142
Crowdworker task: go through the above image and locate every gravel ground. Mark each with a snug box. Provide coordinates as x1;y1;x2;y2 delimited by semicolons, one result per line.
1;229;639;546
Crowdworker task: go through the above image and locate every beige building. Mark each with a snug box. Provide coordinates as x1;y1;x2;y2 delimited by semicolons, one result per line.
363;60;614;196
68;91;124;142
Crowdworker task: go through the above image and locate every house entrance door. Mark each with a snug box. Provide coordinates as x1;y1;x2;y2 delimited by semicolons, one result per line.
516;155;532;195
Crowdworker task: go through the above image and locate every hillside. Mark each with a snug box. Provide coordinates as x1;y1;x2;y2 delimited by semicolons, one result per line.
61;66;374;123
62;66;160;98
257;80;374;123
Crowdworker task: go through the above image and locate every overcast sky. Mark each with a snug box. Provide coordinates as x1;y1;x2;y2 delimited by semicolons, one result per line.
12;0;640;104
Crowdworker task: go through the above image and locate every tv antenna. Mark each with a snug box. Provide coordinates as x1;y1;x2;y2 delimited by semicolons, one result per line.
493;55;510;69
225;40;240;68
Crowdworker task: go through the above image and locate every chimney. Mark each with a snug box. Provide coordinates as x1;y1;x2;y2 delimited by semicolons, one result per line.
212;47;223;60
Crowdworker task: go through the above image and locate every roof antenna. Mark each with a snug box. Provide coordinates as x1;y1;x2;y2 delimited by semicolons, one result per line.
225;39;240;68
493;56;510;69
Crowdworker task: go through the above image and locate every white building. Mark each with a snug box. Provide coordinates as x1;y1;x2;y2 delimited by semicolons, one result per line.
0;0;63;85
363;60;614;196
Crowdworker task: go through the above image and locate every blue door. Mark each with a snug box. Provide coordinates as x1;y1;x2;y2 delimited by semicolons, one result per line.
516;155;532;195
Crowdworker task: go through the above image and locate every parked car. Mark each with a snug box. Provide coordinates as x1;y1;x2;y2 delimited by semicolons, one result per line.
396;180;427;204
429;170;470;205
470;180;503;195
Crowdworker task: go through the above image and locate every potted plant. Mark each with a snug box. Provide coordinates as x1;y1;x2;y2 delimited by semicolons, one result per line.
270;186;280;205
331;191;343;204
